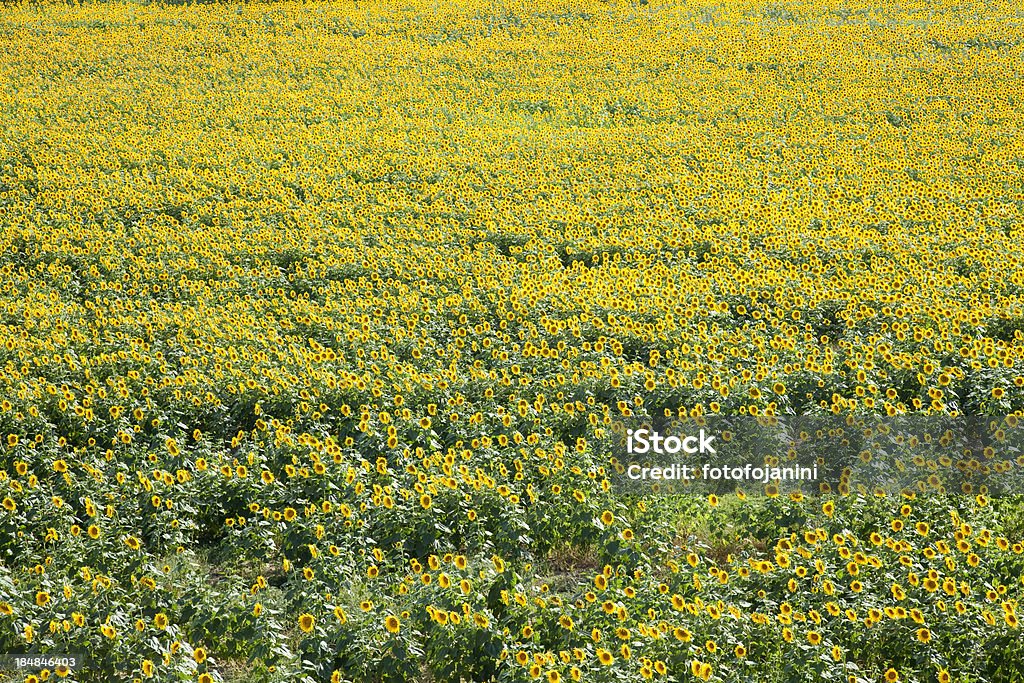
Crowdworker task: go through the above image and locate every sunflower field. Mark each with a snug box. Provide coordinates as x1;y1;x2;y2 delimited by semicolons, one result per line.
1;0;1023;681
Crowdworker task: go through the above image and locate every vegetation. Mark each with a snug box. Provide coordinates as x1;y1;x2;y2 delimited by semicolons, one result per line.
0;0;1023;681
